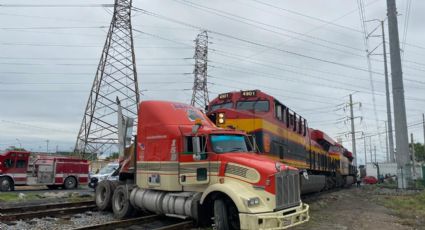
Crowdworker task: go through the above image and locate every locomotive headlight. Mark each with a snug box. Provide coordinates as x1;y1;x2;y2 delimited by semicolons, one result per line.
218;113;225;124
247;197;260;207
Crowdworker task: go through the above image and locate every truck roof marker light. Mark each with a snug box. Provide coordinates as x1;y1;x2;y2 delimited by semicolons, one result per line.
195;118;202;126
192;118;203;134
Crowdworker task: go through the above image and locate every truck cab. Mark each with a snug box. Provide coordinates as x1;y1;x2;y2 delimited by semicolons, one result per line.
0;150;89;191
0;150;30;191
96;101;309;229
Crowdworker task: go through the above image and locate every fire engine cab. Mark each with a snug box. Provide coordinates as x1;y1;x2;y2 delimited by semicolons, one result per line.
0;151;89;191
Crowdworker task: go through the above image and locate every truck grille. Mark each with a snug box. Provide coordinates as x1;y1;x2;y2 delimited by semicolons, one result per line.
275;170;301;210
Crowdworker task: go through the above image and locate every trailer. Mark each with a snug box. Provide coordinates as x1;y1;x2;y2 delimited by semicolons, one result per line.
0;151;89;191
95;100;309;230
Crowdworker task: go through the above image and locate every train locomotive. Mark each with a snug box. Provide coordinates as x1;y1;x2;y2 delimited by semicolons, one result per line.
207;90;357;194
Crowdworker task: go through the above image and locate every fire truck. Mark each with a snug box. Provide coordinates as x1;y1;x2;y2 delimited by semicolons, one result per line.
0;150;89;191
95;100;309;230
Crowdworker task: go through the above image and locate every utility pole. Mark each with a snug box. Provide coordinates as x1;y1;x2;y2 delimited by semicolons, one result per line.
348;94;361;166
423;113;425;146
374;145;377;163
387;0;411;189
385;122;389;163
410;133;417;179
190;31;209;110
75;0;139;156
381;20;396;163
363;136;368;165
46;140;49;153
369;136;373;164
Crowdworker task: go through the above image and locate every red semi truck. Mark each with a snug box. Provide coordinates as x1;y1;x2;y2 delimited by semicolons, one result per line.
0;150;89;191
95;100;309;230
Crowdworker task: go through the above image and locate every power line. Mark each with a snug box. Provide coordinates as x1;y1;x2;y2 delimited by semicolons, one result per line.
133;7;382;74
0;4;114;8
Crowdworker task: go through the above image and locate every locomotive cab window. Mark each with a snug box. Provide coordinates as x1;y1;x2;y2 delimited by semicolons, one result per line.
275;103;283;121
210;102;233;112
236;100;269;112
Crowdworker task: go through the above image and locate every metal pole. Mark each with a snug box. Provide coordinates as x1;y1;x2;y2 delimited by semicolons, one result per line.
369;136;373;164
410;133;417;179
364;136;367;164
46;140;49;153
423;113;425;146
387;0;411;189
349;94;357;165
374;145;377;163
382;20;395;163
385;122;389;163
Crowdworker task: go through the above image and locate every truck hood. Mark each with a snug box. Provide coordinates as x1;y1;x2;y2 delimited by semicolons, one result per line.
217;153;295;175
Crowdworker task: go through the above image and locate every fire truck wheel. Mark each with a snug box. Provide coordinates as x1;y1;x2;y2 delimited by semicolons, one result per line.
64;176;77;189
0;177;14;192
96;181;113;211
214;198;240;230
112;185;134;219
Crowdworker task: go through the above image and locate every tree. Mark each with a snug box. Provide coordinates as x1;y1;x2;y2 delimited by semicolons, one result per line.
105;152;119;161
410;142;425;162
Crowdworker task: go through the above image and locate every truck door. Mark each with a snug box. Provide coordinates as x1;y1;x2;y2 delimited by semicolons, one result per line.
179;135;210;185
1;152;28;185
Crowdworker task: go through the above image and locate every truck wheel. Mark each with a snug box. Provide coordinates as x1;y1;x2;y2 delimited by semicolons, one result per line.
0;177;14;192
64;176;77;189
96;181;113;211
214;198;240;230
112;185;134;219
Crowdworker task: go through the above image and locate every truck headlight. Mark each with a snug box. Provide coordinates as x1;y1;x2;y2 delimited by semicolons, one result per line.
247;197;260;207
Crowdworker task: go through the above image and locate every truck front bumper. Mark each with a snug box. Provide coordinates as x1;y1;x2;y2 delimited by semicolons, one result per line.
239;203;309;230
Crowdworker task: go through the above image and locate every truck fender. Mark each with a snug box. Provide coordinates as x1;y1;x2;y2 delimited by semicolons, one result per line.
200;181;251;213
0;174;15;185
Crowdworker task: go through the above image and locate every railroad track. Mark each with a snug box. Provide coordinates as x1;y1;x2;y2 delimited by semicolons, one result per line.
72;214;193;230
0;200;96;222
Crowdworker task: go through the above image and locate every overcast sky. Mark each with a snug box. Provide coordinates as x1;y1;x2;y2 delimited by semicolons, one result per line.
0;0;424;163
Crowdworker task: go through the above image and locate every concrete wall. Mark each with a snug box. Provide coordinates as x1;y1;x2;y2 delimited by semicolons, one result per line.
365;162;423;179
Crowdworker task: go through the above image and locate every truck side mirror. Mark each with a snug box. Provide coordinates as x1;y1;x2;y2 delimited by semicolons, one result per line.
248;135;257;153
192;136;207;161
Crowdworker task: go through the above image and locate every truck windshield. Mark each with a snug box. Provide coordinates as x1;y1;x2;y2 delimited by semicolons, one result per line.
210;135;248;153
99;165;117;174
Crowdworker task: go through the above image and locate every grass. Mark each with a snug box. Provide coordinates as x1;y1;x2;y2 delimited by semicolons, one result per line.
0;193;40;202
0;191;93;203
377;191;425;226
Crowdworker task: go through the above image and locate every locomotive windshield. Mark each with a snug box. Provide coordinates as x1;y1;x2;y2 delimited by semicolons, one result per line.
236;100;269;112
210;102;233;112
210;134;250;153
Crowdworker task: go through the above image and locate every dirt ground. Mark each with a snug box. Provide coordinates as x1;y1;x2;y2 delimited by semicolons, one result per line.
293;186;424;230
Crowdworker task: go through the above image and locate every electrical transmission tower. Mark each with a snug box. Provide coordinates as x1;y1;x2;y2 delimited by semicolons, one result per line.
75;0;139;156
190;31;209;110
